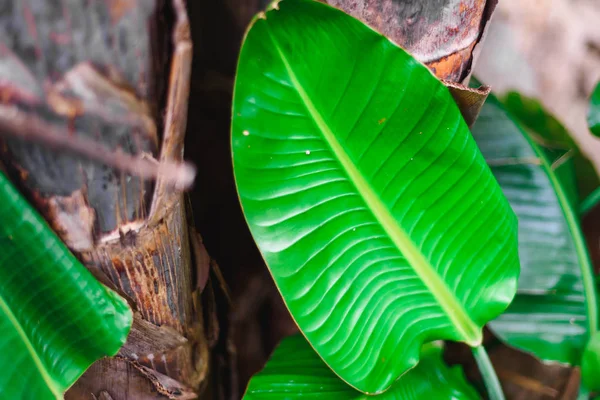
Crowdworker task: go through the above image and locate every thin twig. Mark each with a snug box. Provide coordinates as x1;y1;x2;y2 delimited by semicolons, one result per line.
0;104;196;190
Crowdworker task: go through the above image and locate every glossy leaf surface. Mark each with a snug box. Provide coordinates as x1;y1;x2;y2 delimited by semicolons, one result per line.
472;94;598;366
0;171;132;399
589;81;600;137
232;0;519;393
244;335;479;399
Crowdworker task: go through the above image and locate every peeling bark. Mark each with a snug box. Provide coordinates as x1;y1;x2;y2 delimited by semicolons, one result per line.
222;0;496;83
445;81;491;127
326;0;489;81
323;0;497;123
221;0;494;125
0;0;214;398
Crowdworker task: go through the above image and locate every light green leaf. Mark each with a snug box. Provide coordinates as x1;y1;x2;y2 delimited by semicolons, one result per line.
244;335;480;399
0;171;132;399
232;0;519;393
588;81;600;138
472;94;598;367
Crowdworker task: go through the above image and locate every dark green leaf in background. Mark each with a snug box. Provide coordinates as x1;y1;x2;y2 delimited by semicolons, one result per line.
0;171;132;399
588;81;600;138
232;0;519;393
503;92;600;210
472;94;598;369
244;335;479;400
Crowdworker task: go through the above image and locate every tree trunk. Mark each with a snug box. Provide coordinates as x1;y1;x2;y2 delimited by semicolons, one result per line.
0;0;218;398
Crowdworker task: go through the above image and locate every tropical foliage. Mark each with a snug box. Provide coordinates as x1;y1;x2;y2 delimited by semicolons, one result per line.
232;0;600;398
0;171;132;399
232;0;518;394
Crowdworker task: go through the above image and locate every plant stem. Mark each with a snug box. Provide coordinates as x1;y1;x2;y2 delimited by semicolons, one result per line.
472;345;505;400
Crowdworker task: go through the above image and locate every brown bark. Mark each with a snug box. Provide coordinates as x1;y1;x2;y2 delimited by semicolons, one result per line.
222;0;496;83
325;0;498;82
221;0;493;127
0;0;216;398
324;0;499;126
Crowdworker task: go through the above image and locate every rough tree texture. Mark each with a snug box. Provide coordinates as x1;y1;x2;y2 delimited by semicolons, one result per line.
0;0;214;399
325;0;497;81
222;0;496;82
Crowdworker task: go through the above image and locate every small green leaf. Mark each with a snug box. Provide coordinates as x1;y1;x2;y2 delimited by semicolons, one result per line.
582;333;600;392
588;81;600;137
472;93;598;366
244;335;480;399
232;0;519;393
0;171;132;399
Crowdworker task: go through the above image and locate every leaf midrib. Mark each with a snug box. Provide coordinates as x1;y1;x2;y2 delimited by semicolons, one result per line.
265;24;481;346
0;291;61;399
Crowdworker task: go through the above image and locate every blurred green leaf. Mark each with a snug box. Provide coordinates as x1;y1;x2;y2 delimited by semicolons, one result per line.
244;335;479;399
472;93;598;374
0;171;132;399
588;81;600;138
503;91;600;208
582;333;600;392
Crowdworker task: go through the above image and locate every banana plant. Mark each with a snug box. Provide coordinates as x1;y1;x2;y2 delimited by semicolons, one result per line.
0;171;132;399
232;0;519;396
244;335;479;399
471;91;600;393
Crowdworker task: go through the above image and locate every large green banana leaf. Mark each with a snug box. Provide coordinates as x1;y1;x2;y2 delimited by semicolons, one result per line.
0;171;132;399
244;335;480;399
471;94;598;367
589;82;600;138
232;0;519;393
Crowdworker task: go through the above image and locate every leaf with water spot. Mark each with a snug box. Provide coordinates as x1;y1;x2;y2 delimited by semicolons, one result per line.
232;0;519;393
